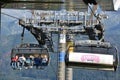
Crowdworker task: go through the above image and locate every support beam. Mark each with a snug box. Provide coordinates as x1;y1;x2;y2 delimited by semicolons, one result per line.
58;27;66;80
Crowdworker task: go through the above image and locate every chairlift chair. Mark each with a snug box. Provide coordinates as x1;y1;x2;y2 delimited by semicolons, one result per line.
11;43;50;69
65;40;119;71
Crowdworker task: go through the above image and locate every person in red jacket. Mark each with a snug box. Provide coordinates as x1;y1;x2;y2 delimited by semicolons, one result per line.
11;55;19;69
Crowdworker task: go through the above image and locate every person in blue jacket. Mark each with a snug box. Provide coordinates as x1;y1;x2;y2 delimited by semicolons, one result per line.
34;55;42;69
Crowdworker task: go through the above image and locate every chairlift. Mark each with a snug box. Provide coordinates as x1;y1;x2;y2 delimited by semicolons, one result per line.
11;43;50;70
65;40;119;71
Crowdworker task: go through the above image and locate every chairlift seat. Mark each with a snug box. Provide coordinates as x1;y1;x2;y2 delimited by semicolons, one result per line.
65;40;118;71
11;43;50;69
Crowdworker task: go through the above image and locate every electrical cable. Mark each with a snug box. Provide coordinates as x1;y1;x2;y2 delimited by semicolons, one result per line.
88;5;97;17
1;12;20;20
88;4;101;23
1;12;22;40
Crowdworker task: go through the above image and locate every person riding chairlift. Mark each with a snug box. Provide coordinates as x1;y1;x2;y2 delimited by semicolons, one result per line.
11;55;19;69
34;55;42;69
18;54;26;69
41;55;48;67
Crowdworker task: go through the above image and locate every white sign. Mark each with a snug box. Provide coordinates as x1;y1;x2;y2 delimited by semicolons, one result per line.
60;34;66;43
69;52;113;65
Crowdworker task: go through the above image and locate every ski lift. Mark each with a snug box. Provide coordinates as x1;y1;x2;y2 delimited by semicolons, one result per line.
11;43;50;70
65;40;119;71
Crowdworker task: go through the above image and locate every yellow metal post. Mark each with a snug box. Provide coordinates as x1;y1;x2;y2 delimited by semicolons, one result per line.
66;34;74;80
